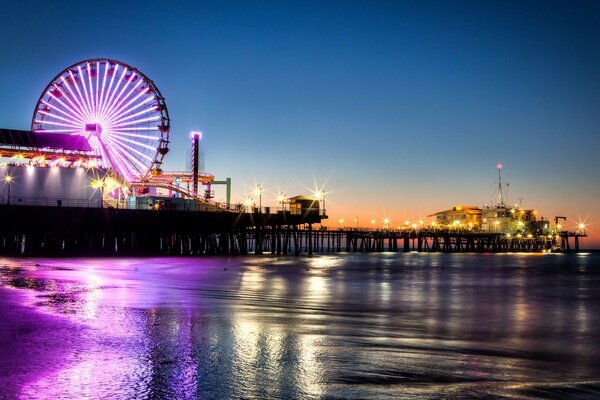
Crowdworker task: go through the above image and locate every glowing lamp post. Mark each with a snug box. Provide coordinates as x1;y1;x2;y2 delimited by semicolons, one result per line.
4;175;13;205
383;218;390;230
243;197;253;212
354;217;359;230
254;185;263;212
314;188;325;216
277;192;286;212
91;179;106;208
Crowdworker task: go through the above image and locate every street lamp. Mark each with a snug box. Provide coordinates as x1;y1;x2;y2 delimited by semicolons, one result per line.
277;192;286;212
339;218;344;229
383;218;390;230
4;175;13;205
354;217;358;230
313;188;325;216
254;185;263;212
243;197;253;212
370;219;376;230
91;178;106;208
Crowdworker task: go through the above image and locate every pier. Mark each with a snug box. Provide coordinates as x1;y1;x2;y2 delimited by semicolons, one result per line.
0;204;585;256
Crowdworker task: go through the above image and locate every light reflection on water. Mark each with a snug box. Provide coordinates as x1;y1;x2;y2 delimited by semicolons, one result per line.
0;253;599;399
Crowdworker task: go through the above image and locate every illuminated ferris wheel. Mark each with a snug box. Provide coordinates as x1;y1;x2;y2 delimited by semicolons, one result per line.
32;58;170;182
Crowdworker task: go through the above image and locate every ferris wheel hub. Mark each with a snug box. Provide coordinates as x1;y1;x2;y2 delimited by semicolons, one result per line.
85;123;102;136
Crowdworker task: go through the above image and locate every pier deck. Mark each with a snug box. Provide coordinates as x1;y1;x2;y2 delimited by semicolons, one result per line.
0;205;585;256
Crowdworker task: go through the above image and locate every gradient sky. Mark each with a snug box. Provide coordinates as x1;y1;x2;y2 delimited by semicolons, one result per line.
0;1;599;246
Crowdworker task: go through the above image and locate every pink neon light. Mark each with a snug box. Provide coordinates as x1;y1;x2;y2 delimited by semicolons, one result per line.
104;86;150;125
104;96;155;125
35;60;167;182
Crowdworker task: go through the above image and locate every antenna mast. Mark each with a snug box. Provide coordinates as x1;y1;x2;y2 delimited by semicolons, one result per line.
497;163;505;206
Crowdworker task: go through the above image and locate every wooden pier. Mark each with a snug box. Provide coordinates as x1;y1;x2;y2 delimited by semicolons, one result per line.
0;205;585;256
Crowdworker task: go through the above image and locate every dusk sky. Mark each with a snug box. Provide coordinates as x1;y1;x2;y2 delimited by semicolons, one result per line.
0;1;598;246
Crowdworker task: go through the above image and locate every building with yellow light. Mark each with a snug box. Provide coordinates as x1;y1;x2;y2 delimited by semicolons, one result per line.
430;206;483;230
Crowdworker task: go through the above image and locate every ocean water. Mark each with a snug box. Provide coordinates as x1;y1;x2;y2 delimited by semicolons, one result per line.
0;253;599;399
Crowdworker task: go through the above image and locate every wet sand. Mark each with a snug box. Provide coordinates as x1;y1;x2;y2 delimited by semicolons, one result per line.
1;254;600;399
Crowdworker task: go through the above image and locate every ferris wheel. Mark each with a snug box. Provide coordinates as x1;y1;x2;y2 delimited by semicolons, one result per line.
32;58;170;182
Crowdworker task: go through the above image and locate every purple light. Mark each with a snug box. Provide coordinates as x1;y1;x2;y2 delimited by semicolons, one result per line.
190;131;202;140
34;59;168;182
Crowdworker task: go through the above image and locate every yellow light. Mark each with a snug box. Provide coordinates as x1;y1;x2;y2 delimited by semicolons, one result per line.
276;193;285;203
507;233;512;238
494;221;500;226
313;189;323;200
455;206;462;211
404;220;410;225
4;175;12;183
383;218;390;225
547;235;553;239
518;221;524;227
578;223;586;230
370;219;376;224
339;218;344;224
412;223;417;228
517;233;522;238
527;234;532;238
419;219;424;225
557;224;562;230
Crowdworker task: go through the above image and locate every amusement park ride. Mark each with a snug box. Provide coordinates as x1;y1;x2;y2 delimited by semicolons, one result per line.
0;58;230;207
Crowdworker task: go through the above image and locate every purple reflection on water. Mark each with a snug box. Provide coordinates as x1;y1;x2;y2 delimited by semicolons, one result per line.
1;254;600;399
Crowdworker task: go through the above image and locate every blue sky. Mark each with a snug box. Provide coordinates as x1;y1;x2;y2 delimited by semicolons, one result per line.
1;0;599;242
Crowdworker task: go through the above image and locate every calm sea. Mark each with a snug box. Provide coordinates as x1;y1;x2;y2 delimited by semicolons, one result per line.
1;253;599;399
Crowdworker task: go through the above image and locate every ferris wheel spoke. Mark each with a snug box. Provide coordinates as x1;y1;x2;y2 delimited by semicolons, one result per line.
97;61;109;118
69;70;93;119
106;103;157;127
112;146;145;175
34;117;81;129
34;128;82;134
97;63;120;120
85;63;96;113
105;80;144;121
106;145;139;180
40;100;87;126
107;130;160;140
110;126;160;131
50;83;90;122
104;86;150;125
104;134;155;162
101;69;134;122
110;115;162;129
59;75;91;121
94;61;100;115
104;96;155;126
99;67;128;122
38;109;86;127
103;135;149;173
104;131;157;151
78;65;95;118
